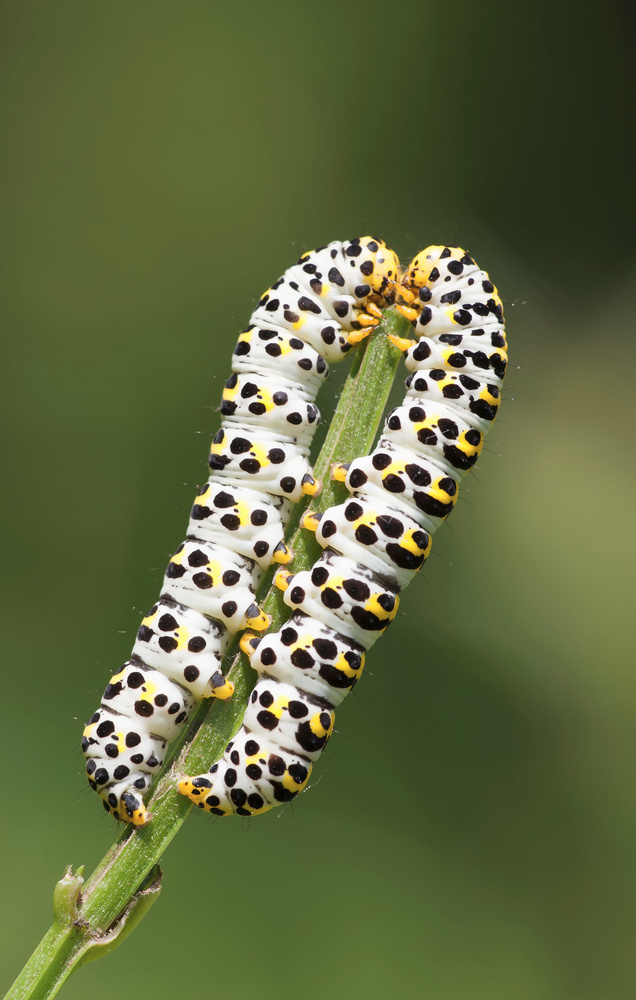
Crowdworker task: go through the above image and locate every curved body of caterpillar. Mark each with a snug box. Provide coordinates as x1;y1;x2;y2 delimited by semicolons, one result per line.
82;237;401;825
178;246;507;818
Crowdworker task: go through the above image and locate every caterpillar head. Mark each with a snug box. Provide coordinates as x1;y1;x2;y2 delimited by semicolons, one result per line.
357;236;401;300
101;788;150;826
402;245;458;290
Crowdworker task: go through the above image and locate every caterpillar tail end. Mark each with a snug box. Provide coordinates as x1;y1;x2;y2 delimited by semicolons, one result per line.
124;793;151;827
301;473;322;497
178;775;230;816
387;331;417;351
179;774;277;817
103;790;150;827
272;540;293;564
204;670;235;701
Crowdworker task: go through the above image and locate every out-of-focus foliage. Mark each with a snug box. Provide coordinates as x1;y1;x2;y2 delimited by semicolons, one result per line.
1;2;634;999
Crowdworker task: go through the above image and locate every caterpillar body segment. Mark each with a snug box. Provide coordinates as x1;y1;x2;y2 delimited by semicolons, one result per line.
179;246;507;819
82;237;399;824
189;485;294;569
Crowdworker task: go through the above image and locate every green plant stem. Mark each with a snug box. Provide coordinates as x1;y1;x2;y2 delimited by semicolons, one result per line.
5;307;409;1000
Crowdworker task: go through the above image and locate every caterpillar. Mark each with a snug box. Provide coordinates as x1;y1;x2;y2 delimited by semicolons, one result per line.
82;237;401;825
178;245;507;818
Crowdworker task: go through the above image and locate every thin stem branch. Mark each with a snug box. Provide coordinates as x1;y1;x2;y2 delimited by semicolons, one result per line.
5;307;408;1000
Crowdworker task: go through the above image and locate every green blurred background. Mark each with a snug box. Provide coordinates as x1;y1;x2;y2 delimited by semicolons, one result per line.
2;2;634;997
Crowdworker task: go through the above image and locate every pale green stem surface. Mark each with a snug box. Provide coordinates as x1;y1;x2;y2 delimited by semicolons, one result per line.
6;307;409;1000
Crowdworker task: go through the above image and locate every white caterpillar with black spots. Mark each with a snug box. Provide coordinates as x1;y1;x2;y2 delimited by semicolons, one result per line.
178;245;507;818
82;237;400;825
